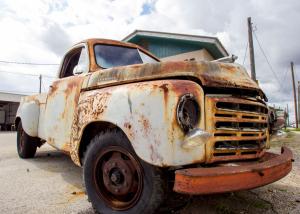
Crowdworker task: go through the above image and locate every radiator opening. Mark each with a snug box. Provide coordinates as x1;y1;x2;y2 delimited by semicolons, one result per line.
214;140;260;150
216;102;268;114
214;133;237;137
241;133;259;137
214;152;236;156
241;151;257;155
242;115;259;119
215;114;236;118
216;122;267;130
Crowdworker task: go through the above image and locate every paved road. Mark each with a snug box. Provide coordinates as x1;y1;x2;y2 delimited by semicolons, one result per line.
0;133;92;214
0;132;299;214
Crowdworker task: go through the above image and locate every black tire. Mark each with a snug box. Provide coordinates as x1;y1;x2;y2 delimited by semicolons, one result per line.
83;129;167;214
17;121;38;158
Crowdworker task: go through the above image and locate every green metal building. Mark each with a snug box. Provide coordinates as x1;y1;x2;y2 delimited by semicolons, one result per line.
123;30;228;60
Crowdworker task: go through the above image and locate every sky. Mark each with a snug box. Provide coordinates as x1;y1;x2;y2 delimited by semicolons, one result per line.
0;0;299;122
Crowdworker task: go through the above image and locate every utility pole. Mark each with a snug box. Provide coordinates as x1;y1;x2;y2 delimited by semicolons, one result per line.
298;81;300;123
248;17;256;82
39;74;42;94
291;62;298;128
287;104;289;127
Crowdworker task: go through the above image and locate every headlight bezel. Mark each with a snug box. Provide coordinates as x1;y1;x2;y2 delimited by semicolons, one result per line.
176;93;201;132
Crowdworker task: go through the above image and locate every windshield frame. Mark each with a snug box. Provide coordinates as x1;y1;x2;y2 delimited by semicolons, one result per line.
93;43;160;69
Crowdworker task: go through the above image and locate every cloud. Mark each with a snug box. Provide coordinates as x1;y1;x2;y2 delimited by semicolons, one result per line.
40;22;72;56
0;0;300;122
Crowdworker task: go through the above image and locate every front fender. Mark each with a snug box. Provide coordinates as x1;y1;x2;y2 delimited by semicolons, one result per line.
71;80;206;167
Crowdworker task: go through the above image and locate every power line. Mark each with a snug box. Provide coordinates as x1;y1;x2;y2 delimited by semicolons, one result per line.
0;89;37;95
0;69;56;78
253;30;282;88
0;60;59;66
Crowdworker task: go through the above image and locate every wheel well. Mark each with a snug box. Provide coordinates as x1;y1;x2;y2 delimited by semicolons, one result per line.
79;121;124;165
15;117;21;129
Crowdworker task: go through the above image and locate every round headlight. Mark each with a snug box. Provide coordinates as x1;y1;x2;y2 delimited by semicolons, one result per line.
177;94;200;132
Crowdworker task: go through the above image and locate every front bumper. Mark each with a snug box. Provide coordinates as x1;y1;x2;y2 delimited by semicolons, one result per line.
173;147;293;195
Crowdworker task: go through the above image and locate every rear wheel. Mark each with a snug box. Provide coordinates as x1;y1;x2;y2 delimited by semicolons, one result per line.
17;121;38;158
83;130;166;214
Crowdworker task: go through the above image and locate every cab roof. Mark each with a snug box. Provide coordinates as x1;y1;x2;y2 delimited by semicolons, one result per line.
74;38;160;61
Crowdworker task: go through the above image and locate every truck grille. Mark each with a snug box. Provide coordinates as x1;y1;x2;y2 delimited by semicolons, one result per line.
205;95;269;163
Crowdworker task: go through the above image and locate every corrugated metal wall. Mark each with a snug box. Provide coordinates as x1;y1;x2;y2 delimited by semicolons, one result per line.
146;39;201;58
0;102;19;131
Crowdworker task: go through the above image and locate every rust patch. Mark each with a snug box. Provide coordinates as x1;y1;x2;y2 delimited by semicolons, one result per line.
149;144;163;163
174;147;293;195
124;122;132;130
138;114;150;137
83;60;264;100
70;89;112;166
159;83;169;105
49;81;60;96
47;137;56;148
123;122;134;139
219;63;239;73
171;80;198;96
159;83;168;94
61;142;71;153
68;191;85;203
61;77;83;120
64;78;81;95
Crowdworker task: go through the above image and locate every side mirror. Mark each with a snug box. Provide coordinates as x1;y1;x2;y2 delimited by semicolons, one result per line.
73;65;84;75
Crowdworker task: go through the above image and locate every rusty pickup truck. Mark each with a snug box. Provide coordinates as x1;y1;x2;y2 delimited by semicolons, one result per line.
15;39;293;213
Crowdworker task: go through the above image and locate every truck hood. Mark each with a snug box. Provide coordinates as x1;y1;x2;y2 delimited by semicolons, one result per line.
84;61;267;100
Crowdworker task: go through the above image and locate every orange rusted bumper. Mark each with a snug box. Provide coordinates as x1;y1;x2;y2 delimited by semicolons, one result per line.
174;147;293;195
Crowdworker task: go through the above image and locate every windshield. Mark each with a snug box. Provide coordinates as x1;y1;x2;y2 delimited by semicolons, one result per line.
94;44;158;69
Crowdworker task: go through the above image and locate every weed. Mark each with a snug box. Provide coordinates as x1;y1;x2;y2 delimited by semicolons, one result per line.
216;203;234;214
253;201;269;209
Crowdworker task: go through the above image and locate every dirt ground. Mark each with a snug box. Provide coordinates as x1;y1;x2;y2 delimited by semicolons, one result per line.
0;132;299;214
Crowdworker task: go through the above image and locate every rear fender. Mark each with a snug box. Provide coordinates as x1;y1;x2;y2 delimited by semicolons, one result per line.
16;98;40;137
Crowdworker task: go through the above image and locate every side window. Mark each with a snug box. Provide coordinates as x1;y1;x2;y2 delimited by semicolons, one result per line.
77;47;88;72
61;46;88;78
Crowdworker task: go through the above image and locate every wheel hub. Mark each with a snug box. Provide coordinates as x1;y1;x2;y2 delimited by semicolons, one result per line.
102;152;136;196
110;169;123;185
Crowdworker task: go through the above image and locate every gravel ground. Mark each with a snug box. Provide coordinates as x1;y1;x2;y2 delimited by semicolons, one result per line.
0;132;299;214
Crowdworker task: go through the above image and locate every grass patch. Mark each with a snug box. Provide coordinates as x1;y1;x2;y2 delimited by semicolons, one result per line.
252;201;269;209
284;128;300;132
278;188;288;192
216;203;234;214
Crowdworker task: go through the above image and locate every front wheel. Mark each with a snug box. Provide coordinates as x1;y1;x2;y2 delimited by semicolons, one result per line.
83;130;167;214
17;121;38;158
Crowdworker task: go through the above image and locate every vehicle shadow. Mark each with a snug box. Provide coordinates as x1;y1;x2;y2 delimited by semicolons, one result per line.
28;148;299;214
28;148;96;213
33;149;83;188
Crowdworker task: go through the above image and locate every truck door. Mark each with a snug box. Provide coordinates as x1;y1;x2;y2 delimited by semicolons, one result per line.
44;44;88;152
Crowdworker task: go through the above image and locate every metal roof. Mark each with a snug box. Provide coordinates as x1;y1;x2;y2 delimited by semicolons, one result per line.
123;30;229;59
0;91;26;103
